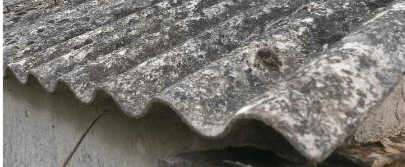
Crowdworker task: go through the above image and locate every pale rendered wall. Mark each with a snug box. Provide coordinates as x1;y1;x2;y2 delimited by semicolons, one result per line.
3;77;219;166
3;77;272;167
4;75;404;166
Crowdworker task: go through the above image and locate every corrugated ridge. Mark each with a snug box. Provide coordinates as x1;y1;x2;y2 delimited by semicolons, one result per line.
4;0;405;163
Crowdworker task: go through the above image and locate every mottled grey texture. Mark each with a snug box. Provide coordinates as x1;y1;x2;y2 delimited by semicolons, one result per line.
354;75;405;143
4;0;405;163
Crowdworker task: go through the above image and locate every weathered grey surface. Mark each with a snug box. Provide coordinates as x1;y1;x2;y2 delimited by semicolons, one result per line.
3;78;307;167
354;75;405;143
3;77;101;166
332;75;405;167
4;0;405;162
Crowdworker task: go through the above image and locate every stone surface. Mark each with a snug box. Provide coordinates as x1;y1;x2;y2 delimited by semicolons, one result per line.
354;75;405;143
3;0;405;163
332;76;405;167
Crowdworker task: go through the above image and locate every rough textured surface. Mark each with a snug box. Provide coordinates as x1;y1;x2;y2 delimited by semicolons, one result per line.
354;75;405;143
2;78;310;167
3;77;102;167
334;76;405;167
3;0;405;163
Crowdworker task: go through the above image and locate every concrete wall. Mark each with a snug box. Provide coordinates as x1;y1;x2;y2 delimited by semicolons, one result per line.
3;77;273;167
4;75;404;166
4;77;214;166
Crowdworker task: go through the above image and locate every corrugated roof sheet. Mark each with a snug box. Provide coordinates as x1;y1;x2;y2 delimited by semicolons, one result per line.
3;0;405;163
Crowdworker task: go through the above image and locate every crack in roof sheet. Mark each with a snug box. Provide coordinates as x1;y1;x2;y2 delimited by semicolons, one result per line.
3;0;405;163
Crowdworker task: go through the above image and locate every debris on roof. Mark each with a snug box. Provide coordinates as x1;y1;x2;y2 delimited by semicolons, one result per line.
3;0;405;163
337;133;405;167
